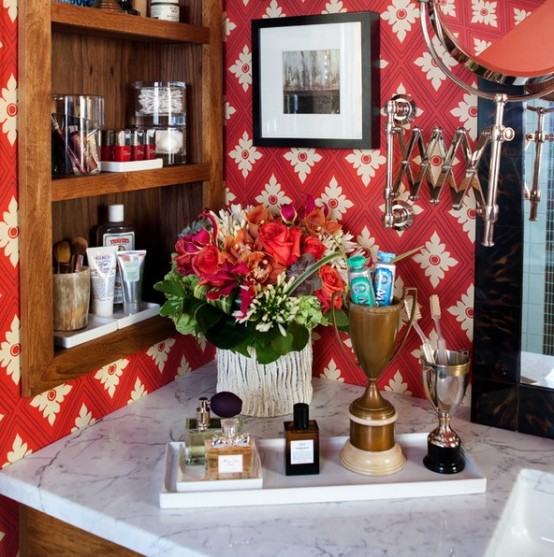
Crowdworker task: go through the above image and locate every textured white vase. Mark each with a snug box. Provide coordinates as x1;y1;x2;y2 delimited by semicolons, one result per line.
216;342;313;417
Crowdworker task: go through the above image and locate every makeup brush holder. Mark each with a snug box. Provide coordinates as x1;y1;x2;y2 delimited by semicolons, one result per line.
51;94;104;176
129;81;187;165
53;267;91;331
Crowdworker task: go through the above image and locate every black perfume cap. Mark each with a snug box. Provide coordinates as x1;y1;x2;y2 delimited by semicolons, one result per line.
293;402;309;429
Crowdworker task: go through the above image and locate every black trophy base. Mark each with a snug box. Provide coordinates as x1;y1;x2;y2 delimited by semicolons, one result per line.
423;441;465;474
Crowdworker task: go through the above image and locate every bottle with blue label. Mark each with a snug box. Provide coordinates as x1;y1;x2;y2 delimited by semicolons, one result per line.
373;251;396;306
347;255;376;306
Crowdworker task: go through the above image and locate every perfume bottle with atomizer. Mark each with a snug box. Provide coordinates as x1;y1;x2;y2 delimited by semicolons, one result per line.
183;397;222;466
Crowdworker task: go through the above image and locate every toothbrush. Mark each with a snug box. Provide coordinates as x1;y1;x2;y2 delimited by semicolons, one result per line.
430;294;448;365
404;298;434;364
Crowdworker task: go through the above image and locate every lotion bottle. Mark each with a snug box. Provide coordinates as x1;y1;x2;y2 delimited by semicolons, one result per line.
284;403;320;475
96;204;136;305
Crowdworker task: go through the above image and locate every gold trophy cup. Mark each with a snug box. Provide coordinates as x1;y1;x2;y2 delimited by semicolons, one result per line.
339;288;416;476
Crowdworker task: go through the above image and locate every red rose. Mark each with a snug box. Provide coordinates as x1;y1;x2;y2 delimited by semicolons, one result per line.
301;235;326;261
174;227;212;275
258;222;302;267
192;245;220;278
315;265;346;312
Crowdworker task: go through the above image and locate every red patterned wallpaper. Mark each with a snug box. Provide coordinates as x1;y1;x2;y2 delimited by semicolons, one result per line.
0;1;527;555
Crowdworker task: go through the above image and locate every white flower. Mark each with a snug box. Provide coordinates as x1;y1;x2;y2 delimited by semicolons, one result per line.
345;150;386;187
229;132;262;178
3;435;32;467
0;315;20;385
471;0;498;27
146;338;175;372
30;384;73;426
413;232;459;288
255;175;292;212
381;0;420;43
71;404;96;432
128;378;148;403
283;148;322;183
0;196;19;267
95;359;129;398
0;74;17;146
228;45;252;92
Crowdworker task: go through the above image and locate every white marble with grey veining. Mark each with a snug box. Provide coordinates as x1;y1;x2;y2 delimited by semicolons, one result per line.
1;361;554;556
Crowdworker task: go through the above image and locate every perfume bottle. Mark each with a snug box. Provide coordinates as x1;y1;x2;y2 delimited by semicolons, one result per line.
183;397;221;466
284;403;320;475
204;418;257;480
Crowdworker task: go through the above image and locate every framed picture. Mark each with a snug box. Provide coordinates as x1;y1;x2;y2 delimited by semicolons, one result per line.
252;12;380;149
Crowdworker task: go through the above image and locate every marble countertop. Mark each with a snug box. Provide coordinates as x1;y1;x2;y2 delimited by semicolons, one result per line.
1;361;554;556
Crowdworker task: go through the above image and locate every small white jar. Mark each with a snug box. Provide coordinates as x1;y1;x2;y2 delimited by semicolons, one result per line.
149;0;180;22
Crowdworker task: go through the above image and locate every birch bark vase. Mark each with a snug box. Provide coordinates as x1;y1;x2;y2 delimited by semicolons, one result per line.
216;341;313;417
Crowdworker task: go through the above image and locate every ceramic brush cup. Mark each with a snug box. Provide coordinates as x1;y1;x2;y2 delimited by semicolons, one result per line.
421;349;470;474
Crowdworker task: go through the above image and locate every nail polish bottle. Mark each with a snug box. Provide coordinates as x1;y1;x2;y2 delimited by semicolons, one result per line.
284;403;320;475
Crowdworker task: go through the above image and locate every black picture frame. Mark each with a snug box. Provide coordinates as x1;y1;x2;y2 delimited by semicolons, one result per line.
252;12;380;149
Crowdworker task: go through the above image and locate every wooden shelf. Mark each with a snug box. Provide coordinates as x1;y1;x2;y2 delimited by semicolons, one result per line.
19;1;224;397
52;163;211;201
51;2;210;43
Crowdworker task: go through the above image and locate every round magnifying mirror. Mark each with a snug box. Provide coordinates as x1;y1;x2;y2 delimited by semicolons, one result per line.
433;0;554;93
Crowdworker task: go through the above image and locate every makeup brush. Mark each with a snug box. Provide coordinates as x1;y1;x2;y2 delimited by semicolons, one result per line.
430;294;448;365
71;236;88;272
53;240;72;274
404;298;434;364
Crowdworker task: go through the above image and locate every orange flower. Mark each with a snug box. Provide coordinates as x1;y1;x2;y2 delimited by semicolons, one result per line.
302;207;342;236
245;205;272;241
315;265;346;312
257;221;302;267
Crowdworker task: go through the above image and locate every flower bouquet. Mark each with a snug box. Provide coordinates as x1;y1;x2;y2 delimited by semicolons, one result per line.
155;198;363;364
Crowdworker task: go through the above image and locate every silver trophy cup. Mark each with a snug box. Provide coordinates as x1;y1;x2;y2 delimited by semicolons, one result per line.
421;350;470;474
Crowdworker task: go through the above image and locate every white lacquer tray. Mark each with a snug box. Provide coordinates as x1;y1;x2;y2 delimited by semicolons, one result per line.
159;433;486;508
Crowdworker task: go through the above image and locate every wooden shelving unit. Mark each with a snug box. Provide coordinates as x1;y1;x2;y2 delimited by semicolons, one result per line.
18;1;224;396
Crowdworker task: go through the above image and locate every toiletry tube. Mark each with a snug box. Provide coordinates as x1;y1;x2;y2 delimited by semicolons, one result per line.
116;249;146;314
86;246;117;317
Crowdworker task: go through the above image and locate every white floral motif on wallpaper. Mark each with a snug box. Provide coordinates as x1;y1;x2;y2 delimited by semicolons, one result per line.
223;14;237;39
356;225;378;261
264;0;285;18
345;150;386;187
225;100;236;122
229;45;252;92
283;148;322;183
255;174;292;211
440;0;456;17
320;358;344;382
177;355;193;377
381;0;420;43
450;197;476;243
448;284;475;341
384;370;412;396
0;197;19;267
451;92;478;140
0;315;20;385
95;359;129;398
3;0;17;23
473;37;492;57
319;177;353;221
146;338;175;372
323;0;346;14
413;231;459;288
71;403;96;432
514;8;531;24
471;0;497;27
30;384;73;426
3;434;32;468
415;36;457;91
128;378;148;403
0;74;17;146
229;132;262;178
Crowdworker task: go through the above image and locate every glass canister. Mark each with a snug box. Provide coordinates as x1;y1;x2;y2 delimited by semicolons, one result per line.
130;81;187;165
51;94;104;176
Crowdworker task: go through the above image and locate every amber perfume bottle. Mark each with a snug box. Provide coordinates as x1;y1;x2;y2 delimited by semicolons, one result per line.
284;403;320;475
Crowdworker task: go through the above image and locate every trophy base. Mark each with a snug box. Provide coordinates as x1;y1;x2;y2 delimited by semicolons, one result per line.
340;440;406;476
423;441;465;474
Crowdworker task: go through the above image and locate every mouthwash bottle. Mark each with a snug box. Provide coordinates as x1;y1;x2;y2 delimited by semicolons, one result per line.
96;204;136;305
347;255;376;306
373;251;396;306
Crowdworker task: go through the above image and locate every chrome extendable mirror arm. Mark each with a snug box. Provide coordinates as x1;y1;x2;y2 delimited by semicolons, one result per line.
525;106;554;221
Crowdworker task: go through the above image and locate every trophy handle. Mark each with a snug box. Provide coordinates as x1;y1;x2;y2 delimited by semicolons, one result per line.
331;292;359;368
390;286;418;362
